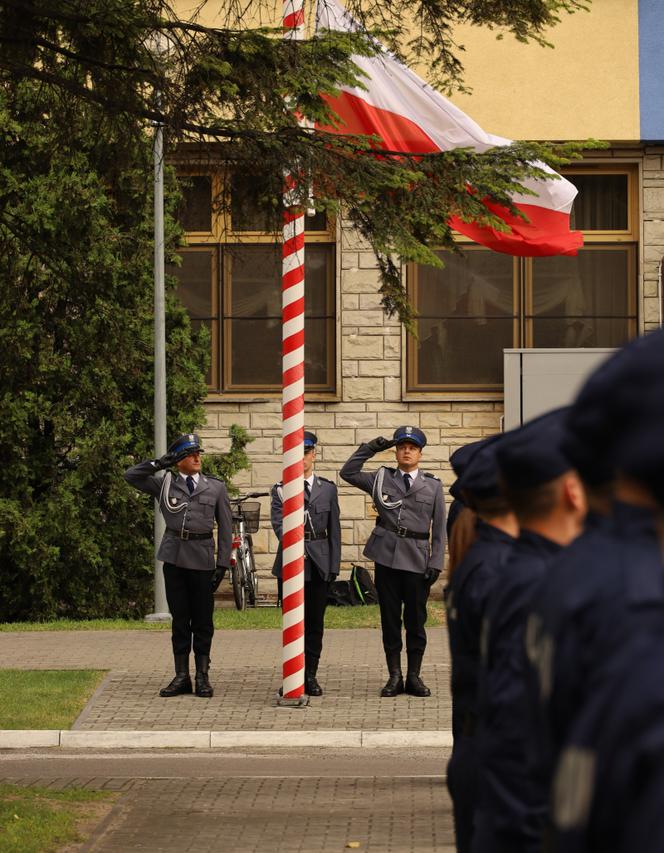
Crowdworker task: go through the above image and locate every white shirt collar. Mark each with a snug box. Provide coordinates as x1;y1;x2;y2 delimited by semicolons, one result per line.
305;474;315;488
398;468;419;481
180;472;200;485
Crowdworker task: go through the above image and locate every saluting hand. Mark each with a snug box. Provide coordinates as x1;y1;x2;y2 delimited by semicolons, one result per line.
367;436;396;453
154;452;176;471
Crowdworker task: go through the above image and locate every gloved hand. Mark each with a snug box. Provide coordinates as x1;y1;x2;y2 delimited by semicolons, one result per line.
424;567;441;586
367;436;396;453
153;452;176;471
211;566;227;592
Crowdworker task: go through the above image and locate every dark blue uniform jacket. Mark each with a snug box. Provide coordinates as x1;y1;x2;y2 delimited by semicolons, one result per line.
446;520;516;737
551;629;664;853
473;529;562;853
525;503;664;798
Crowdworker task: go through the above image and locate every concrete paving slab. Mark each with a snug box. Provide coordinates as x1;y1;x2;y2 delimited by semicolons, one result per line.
0;628;452;734
61;730;211;749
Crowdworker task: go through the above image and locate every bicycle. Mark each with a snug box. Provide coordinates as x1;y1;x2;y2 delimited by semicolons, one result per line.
229;492;269;611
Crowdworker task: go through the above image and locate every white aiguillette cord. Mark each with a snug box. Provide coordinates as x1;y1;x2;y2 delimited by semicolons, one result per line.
372;467;403;511
158;470;188;515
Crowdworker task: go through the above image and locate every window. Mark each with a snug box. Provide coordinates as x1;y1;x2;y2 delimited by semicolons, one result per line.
406;165;638;394
169;173;336;394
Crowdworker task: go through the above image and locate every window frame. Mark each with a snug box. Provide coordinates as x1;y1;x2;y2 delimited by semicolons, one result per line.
403;162;640;401
174;169;339;399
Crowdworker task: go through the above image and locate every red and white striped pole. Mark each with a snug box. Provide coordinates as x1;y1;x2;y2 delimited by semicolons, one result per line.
280;0;307;703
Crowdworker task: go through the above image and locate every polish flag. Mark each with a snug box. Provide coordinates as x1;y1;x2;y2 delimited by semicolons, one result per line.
315;0;583;257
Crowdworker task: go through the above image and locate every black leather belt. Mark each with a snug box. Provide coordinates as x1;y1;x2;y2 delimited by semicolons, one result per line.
166;529;213;541
304;530;328;541
376;518;429;540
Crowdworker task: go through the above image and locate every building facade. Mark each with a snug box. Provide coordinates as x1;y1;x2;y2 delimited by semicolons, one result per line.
171;0;664;587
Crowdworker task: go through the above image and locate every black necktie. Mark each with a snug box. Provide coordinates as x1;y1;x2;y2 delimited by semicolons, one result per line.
186;475;195;494
304;480;311;505
403;473;411;491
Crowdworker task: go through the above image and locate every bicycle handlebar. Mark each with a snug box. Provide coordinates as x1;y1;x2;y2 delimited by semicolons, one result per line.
230;492;270;503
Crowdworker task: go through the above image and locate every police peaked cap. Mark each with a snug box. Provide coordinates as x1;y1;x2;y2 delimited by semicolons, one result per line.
393;426;426;448
567;328;664;488
496;408;573;491
449;435;500;500
608;329;664;504
304;431;318;448
168;433;204;461
458;434;508;501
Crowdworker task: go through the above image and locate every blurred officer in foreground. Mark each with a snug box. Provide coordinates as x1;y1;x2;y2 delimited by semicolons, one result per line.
445;434;518;853
271;432;341;696
472;410;586;853
525;333;664;835
549;329;664;853
341;426;445;698
125;433;232;698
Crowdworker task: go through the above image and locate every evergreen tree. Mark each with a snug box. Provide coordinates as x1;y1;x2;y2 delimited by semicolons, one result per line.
0;0;592;619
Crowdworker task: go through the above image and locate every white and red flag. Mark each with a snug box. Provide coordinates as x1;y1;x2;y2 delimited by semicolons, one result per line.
315;0;583;257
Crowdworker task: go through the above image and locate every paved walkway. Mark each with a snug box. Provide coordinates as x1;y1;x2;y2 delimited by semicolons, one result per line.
0;628;451;732
0;749;456;852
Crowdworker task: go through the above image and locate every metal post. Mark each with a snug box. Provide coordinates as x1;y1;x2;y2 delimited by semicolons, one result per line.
146;108;171;622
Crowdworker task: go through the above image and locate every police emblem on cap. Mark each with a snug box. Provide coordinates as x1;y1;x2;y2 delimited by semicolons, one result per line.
406;426;413;433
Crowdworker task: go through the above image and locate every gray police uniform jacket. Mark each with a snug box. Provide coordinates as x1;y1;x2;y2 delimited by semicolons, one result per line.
340;443;446;575
270;476;341;582
124;461;232;572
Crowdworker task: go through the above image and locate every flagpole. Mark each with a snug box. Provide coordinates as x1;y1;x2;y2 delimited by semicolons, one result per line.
278;0;308;705
146;92;171;623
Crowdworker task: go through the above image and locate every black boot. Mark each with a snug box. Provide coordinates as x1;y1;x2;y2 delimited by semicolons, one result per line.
405;653;431;697
194;654;213;698
305;658;323;697
380;652;404;697
159;654;193;697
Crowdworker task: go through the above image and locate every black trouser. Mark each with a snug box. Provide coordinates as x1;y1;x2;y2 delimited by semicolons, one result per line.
163;562;214;657
374;563;429;658
304;562;329;666
447;732;479;853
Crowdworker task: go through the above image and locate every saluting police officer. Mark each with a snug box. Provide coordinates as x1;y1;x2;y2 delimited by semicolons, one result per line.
340;426;446;698
271;431;341;696
124;433;232;698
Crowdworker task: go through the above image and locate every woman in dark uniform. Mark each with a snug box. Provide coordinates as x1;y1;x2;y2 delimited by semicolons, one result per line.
445;436;518;853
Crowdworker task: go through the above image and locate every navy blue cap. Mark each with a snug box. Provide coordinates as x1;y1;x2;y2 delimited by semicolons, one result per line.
496;408;573;490
304;431;317;449
568;329;664;488
168;433;204;461
393;426;426;448
450;436;496;479
458;434;506;500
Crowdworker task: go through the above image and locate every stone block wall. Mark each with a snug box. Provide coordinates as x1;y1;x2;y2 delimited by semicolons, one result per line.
643;147;664;333
202;222;503;588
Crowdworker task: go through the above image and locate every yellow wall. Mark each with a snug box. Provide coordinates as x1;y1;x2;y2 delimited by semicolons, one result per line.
445;0;640;141
174;0;640;142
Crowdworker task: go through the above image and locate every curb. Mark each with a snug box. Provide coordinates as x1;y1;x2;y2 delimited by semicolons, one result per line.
0;729;453;750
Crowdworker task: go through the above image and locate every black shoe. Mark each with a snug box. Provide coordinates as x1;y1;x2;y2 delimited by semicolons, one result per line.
305;673;323;697
159;673;193;697
381;672;405;697
194;654;213;698
405;672;431;697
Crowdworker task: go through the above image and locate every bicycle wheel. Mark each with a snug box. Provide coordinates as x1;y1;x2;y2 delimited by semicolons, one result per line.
231;558;246;611
245;543;257;606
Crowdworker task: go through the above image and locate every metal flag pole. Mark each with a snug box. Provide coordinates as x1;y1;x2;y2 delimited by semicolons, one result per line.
278;0;308;705
146;94;171;622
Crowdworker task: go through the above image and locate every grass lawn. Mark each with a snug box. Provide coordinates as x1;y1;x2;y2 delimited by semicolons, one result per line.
0;670;107;729
0;784;115;853
0;601;446;632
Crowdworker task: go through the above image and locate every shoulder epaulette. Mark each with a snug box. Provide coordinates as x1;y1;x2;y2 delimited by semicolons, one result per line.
204;474;222;482
317;476;335;485
423;472;440;480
